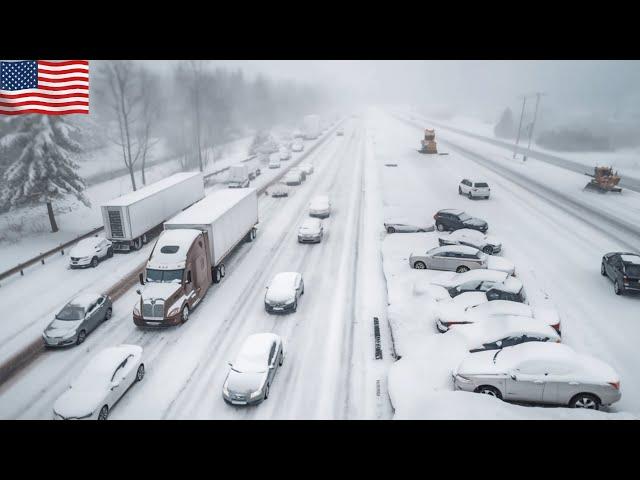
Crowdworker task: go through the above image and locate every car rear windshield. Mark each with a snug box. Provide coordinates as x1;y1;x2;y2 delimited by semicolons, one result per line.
56;305;85;320
474;183;489;188
625;264;640;277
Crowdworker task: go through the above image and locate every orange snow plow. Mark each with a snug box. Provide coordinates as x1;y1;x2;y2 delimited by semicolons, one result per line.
584;166;622;193
418;128;438;154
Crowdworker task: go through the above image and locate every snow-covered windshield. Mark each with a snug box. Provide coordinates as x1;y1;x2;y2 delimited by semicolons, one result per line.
146;269;184;283
459;213;471;221
56;305;84;321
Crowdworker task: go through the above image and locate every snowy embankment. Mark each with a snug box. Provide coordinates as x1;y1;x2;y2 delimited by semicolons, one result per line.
0;135;253;272
407;112;640;183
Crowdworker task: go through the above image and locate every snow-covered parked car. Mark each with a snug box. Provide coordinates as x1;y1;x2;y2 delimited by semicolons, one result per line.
309;195;331;218
291;167;306;182
291;142;304;152
438;228;502;255
43;293;113;347
458;179;490;199
279;148;291;161
435;298;561;334
264;272;304;313
269;183;290;198
53;344;145;420
69;236;113;268
299;162;313;174
268;155;281;169
431;269;513;298
298;217;323;243
223;333;284;406
409;245;515;274
452;342;621;410
446;315;561;352
284;170;303;186
384;217;434;234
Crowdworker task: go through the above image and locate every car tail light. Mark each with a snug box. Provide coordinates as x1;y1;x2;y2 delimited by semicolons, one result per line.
433;214;438;220
608;381;620;390
551;323;561;334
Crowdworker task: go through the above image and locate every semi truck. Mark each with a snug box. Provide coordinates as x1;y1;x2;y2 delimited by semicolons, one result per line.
133;188;259;327
303;114;321;140
226;164;250;188
100;172;204;252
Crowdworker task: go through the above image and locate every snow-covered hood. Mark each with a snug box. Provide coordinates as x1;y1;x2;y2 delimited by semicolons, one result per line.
54;387;104;419
435;302;466;324
430;272;459;288
69;243;98;258
533;306;561;328
299;225;320;235
455;350;505;376
226;370;267;394
45;319;82;337
463;218;487;228
265;286;295;304
486;257;515;275
484;234;501;247
141;282;182;302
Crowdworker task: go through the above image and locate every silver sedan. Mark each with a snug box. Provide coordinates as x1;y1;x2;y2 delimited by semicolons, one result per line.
410;245;488;273
453;342;621;410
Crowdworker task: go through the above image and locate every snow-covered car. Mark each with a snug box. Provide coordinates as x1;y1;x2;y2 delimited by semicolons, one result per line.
299;162;313;174
336;128;344;136
69;236;113;268
269;183;290;198
452;342;621;410
53;344;145;420
292;130;304;139
279;148;291;161
438;228;502;255
298;217;323;243
601;252;640;295
43;293;113;347
223;333;284;406
436;298;561;334
309;195;331;218
431;269;513;298
284;171;302;186
268;155;281;169
459;179;491;199
264;272;304;313
291;142;304;152
384;218;434;234
290;167;306;182
447;315;561;352
409;245;515;274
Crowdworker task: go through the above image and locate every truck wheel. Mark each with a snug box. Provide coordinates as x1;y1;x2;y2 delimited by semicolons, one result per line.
220;264;226;278
181;305;190;324
134;238;143;251
213;267;222;284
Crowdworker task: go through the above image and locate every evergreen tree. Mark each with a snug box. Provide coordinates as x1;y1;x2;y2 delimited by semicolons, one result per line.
0;115;89;232
494;107;517;139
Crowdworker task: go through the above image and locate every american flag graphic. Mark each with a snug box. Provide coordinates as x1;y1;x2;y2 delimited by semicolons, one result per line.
0;60;89;115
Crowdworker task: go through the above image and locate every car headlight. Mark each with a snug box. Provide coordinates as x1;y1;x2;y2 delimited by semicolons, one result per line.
133;303;141;316
168;307;180;317
250;389;262;399
223;384;229;396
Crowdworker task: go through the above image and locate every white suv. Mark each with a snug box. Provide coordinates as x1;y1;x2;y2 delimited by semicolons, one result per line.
459;179;490;199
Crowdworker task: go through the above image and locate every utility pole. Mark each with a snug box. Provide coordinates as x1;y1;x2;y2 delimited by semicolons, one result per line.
523;92;544;162
513;95;527;159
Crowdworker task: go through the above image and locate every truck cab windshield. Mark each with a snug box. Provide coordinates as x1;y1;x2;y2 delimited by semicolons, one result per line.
146;268;184;283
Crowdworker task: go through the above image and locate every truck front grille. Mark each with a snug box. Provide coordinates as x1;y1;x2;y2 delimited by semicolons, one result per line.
107;209;124;238
142;301;164;318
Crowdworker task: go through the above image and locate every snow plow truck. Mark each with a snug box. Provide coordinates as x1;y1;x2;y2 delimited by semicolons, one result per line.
419;128;438;154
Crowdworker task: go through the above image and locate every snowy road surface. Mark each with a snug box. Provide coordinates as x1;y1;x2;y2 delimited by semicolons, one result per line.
0;109;638;419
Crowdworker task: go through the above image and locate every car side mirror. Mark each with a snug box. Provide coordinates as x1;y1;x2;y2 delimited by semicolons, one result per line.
227;362;233;368
139;273;145;286
136;289;141;295
496;340;502;347
510;372;517;381
110;381;120;390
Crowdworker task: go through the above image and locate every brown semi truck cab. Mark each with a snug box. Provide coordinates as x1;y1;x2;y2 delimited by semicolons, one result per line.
134;228;213;327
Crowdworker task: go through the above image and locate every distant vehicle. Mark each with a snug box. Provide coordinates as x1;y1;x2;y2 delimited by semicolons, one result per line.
434;209;488;233
290;167;306;182
43;293;113;347
292;129;305;139
459;179;491;199
53;345;145;420
453;342;621;410
431;269;512;297
584;166;622;193
299;162;313;174
298;217;323;243
270;183;290;198
303;114;321;140
226;164;250;188
336;128;344;136
134;189;258;327
438;228;501;254
223;333;284;406
268;155;281;169
447;315;561;353
435;298;560;334
291;142;304;152
279;148;291;161
101;172;204;252
248;166;261;180
409;245;515;274
309;195;331;218
384;218;434;233
283;171;302;186
601;252;640;295
69;236;113;268
264;272;304;313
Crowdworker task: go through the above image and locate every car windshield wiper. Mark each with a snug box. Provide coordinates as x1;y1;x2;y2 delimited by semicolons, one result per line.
492;349;502;364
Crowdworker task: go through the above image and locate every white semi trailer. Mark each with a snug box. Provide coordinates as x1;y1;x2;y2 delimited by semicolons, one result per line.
101;172;204;252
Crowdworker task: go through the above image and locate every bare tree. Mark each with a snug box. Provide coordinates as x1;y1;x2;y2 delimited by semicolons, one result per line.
98;61;144;191
137;68;162;185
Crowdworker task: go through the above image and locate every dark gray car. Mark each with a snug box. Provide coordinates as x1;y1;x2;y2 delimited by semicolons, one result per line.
43;293;113;347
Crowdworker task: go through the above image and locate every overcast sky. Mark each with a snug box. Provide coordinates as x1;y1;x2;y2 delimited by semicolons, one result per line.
142;60;640;123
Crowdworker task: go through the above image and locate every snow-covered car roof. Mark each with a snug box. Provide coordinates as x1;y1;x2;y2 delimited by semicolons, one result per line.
69;292;103;309
438;209;465;215
148;229;201;269
75;236;105;248
432;269;508;288
82;345;142;378
284;171;301;180
234;333;280;372
268;272;299;292
428;244;480;256
620;254;640;264
300;162;312;168
449;315;559;345
466;299;533;316
300;218;321;229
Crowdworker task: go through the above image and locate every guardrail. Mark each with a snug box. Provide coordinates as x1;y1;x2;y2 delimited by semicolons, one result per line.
0;120;344;388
